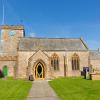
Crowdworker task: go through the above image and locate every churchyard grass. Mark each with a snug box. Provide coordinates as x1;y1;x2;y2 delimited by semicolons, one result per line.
0;77;32;100
49;77;100;100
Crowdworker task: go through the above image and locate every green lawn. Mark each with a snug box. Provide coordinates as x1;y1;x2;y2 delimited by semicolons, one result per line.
49;77;100;100
0;77;32;100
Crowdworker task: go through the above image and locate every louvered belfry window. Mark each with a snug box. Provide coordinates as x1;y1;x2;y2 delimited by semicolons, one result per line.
51;53;59;71
72;53;80;70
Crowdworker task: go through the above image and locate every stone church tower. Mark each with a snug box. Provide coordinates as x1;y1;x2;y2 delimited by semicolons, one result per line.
0;25;24;53
0;25;24;77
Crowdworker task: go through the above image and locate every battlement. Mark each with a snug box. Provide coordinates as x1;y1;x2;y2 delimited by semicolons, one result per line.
0;25;24;30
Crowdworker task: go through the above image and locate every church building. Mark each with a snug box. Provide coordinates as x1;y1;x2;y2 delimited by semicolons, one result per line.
0;25;100;80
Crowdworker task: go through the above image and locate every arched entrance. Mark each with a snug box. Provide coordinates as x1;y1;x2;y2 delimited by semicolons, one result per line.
35;62;45;79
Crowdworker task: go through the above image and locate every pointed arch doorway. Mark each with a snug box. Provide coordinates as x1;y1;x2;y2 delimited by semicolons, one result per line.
34;61;45;80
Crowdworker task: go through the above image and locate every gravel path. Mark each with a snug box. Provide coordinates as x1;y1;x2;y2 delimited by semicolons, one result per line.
27;80;60;100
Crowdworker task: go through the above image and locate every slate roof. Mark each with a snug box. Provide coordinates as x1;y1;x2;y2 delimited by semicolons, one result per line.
18;38;88;51
90;51;100;60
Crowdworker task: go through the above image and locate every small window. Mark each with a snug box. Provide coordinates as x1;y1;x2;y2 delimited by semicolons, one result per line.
51;53;59;71
72;53;80;70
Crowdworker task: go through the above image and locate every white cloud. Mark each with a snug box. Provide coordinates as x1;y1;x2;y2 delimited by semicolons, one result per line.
87;40;100;50
29;32;36;37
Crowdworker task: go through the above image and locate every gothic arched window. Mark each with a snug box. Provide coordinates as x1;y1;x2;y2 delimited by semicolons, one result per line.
72;53;80;70
51;53;59;71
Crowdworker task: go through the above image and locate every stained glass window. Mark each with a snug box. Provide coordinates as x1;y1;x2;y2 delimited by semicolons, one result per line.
72;53;80;70
51;53;59;71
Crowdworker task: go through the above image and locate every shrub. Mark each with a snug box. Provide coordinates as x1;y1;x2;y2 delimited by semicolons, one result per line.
0;69;4;78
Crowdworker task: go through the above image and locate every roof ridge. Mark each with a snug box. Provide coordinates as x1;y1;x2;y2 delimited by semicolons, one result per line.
90;50;100;53
20;37;80;39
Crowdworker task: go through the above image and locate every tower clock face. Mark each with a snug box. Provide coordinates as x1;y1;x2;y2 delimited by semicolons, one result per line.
9;30;16;36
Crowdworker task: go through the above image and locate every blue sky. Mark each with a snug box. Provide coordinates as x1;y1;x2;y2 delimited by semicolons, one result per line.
0;0;100;50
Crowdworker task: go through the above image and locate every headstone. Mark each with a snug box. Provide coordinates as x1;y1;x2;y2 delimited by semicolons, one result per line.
83;67;89;79
29;75;34;81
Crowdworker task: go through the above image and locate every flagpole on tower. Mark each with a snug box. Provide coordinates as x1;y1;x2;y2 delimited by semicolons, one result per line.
2;0;5;25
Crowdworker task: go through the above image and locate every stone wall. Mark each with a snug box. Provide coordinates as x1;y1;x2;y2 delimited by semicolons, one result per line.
17;51;34;78
91;60;100;70
66;51;89;76
17;50;89;79
0;61;16;76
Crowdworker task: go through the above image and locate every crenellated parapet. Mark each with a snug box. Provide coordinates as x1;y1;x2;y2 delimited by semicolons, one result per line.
0;25;24;30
